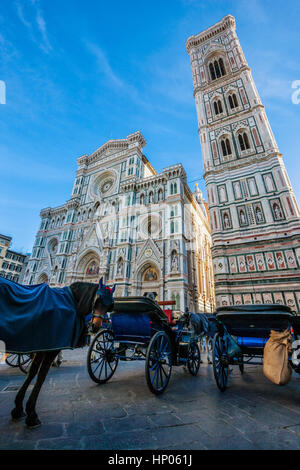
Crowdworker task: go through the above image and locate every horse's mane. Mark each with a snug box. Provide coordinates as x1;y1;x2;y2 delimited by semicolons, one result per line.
69;282;98;317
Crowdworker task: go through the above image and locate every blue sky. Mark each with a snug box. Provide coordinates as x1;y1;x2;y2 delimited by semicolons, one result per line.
1;0;300;253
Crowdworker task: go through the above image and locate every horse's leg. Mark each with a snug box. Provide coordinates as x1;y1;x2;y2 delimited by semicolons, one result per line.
11;352;44;421
25;350;59;428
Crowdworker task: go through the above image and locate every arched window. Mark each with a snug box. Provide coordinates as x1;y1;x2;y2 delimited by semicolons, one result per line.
209;63;216;81
220;137;232;157
219;58;226;76
214;60;221;78
209;57;226;81
228;93;238;109
140;194;144;205
213;99;223;115
170;221;175;234
238;132;251;152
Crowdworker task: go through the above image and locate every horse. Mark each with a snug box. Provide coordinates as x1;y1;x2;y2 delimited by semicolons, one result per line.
0;276;115;428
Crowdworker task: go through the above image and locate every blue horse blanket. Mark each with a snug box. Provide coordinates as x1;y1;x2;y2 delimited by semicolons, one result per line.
0;277;85;353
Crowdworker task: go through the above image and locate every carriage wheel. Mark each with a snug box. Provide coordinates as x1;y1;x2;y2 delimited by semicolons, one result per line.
212;333;228;392
87;329;118;384
145;331;172;395
5;354;20;367
187;342;201;376
18;354;33;374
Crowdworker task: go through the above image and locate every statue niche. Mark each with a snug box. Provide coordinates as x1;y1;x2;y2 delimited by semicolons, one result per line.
171;250;179;273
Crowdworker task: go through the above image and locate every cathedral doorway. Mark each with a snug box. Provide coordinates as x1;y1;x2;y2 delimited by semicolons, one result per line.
136;263;161;300
76;251;101;283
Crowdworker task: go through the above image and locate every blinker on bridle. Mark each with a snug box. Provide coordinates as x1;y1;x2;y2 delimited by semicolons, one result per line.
92;277;115;320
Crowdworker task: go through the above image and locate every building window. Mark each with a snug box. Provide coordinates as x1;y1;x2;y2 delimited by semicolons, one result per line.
220;137;232;157
209;58;226;81
238;132;251;151
213;99;223;115
228;93;239;109
170;183;178;195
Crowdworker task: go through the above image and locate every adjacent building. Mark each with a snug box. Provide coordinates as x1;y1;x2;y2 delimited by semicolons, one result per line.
186;15;300;312
23;132;215;313
0;234;28;283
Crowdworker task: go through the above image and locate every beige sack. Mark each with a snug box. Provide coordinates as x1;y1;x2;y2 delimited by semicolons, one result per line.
263;329;292;385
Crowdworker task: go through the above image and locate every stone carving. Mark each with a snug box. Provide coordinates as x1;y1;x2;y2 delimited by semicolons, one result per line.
171;251;179;272
117;258;124;276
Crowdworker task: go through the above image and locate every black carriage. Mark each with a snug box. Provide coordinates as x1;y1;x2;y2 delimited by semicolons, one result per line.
212;304;300;391
87;296;202;394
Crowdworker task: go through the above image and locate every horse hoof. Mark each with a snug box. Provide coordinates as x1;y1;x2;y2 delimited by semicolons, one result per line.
11;408;26;421
25;415;42;429
26;421;42;429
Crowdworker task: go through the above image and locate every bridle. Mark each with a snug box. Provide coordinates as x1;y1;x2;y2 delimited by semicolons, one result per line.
91;297;114;322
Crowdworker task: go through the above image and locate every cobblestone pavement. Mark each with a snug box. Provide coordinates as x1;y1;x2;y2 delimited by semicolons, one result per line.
0;348;300;450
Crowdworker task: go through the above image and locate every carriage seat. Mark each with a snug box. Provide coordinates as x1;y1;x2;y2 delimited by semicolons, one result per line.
111;296;170;331
216;304;295;339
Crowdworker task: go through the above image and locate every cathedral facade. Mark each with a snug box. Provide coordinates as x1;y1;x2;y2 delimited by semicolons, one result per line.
23;132;215;314
186;15;300;312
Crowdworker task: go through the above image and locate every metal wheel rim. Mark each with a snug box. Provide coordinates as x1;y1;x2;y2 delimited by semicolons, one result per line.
147;333;172;392
188;343;200;375
89;330;118;382
19;354;33;374
5;354;19;367
213;334;228;390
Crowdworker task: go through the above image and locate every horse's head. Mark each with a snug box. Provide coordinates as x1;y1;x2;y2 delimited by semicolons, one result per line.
91;278;115;332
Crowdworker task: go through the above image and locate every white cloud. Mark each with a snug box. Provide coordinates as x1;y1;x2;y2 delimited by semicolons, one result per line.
85;42;124;89
14;0;52;54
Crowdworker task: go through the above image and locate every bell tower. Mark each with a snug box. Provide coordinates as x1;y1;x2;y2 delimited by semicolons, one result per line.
186;15;300;311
